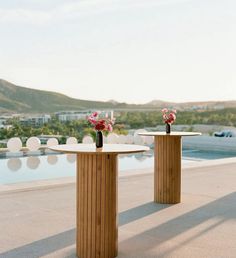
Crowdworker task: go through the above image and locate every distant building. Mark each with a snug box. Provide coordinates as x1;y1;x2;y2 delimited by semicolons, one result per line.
20;114;51;127
214;104;225;110
0;119;6;129
0;117;12;129
55;110;114;122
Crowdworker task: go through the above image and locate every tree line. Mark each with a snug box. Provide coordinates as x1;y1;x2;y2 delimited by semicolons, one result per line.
0;108;236;146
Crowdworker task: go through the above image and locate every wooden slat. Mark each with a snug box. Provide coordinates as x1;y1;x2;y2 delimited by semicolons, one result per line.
91;155;96;258
95;154;102;258
105;155;109;258
100;154;105;256
87;154;92;258
76;154;80;255
114;155;118;256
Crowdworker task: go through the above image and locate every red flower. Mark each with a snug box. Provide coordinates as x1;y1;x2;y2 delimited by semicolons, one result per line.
161;108;177;124
95;123;106;131
87;111;114;132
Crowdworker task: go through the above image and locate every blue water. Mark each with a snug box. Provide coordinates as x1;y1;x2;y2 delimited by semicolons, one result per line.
0;149;235;184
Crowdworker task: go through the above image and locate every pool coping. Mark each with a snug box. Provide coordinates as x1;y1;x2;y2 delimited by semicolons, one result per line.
1;157;236;194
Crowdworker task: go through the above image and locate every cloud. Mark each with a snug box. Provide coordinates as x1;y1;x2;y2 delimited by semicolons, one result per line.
0;0;193;25
0;8;51;24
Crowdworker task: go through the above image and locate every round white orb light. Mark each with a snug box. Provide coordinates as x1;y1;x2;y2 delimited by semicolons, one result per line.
118;135;127;144
107;133;119;144
82;135;94;144
134;129;147;137
7;137;22;152
126;135;134;144
66;137;78;145
47;138;59;147
26;137;41;151
134;135;145;145
145;136;154;145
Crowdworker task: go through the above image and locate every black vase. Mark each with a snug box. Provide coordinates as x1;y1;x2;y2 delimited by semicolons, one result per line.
96;131;103;148
166;123;171;134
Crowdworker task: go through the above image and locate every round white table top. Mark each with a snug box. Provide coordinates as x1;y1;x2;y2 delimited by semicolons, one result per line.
139;131;201;137
50;143;149;155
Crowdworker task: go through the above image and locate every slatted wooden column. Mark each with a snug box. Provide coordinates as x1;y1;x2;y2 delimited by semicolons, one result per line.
154;136;182;204
76;153;118;258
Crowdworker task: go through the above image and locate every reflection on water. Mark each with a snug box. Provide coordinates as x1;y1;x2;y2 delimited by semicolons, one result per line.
134;153;147;161
66;154;76;163
27;156;40;170
1;149;236;184
1;155;75;184
47;155;58;165
7;158;22;172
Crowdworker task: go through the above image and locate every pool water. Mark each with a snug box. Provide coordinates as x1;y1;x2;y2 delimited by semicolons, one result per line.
0;149;236;184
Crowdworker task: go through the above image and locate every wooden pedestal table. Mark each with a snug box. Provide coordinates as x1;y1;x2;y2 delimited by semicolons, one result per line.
139;132;201;204
50;144;149;258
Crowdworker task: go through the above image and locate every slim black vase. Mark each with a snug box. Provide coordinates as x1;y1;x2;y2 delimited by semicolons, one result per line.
96;131;103;148
166;123;171;134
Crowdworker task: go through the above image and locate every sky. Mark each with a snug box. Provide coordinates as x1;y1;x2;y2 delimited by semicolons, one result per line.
0;0;236;104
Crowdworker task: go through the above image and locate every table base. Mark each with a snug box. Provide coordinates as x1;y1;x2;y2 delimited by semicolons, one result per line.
76;153;118;258
154;136;181;204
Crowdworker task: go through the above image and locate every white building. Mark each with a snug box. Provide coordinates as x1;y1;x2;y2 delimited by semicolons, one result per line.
56;110;114;122
20;114;51;127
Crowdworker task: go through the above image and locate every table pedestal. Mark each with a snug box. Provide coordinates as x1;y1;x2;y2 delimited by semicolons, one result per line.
76;153;118;258
154;136;181;204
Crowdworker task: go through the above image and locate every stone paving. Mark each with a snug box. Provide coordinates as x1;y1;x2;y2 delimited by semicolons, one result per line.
0;161;236;258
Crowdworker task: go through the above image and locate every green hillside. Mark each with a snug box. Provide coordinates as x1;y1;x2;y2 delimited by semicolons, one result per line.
0;79;124;113
1;79;236;114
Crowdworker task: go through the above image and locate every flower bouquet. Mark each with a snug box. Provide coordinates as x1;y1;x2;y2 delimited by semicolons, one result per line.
88;111;114;148
161;108;177;134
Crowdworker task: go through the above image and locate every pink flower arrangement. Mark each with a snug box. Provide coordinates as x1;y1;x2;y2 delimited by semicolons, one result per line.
88;111;114;132
161;108;177;124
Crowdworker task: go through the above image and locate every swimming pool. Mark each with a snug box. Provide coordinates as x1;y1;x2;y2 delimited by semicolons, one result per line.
0;149;236;184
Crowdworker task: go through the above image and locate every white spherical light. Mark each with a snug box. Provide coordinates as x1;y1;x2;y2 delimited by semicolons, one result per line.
134;135;145;145
107;133;119;144
145;136;154;145
26;137;41;151
66;137;78;145
118;135;127;144
134;129;147;137
82;135;94;144
47;138;59;147
126;135;134;144
7;137;22;152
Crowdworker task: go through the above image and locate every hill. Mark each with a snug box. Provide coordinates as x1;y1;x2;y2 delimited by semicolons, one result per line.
0;79;236;113
0;79;140;113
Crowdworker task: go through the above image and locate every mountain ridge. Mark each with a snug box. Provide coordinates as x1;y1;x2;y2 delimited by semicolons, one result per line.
0;79;236;113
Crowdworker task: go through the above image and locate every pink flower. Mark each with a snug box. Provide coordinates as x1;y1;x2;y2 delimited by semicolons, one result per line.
87;111;114;132
162;108;168;113
107;124;113;132
163;114;168;120
93;112;99;117
88;116;97;125
161;108;177;124
169;113;176;120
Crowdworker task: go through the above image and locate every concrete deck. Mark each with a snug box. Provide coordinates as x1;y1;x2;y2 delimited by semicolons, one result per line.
0;162;236;258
